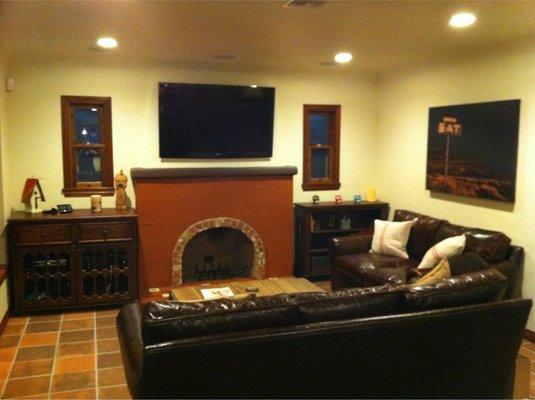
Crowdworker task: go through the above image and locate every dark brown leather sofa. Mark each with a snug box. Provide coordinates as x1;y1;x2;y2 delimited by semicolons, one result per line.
331;209;523;298
117;269;531;399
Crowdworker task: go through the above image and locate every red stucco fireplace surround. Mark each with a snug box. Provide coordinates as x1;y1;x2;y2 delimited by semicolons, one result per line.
131;166;297;298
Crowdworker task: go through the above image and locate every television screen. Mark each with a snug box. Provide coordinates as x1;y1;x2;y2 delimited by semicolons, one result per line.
159;83;275;158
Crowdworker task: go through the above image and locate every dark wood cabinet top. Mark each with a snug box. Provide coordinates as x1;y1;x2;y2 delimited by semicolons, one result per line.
8;208;137;223
294;201;389;210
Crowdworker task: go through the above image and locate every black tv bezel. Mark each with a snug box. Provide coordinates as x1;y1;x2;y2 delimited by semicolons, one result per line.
158;82;275;159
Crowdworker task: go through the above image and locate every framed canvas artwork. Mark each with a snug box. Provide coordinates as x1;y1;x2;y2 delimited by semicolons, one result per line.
426;99;520;202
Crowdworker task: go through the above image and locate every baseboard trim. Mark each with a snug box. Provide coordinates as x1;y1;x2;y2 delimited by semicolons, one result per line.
524;329;535;343
0;307;10;336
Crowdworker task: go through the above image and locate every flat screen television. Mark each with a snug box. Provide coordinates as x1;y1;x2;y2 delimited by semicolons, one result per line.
159;82;275;158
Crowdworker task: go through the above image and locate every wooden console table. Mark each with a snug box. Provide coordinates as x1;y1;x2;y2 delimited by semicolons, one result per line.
294;201;389;279
7;208;138;313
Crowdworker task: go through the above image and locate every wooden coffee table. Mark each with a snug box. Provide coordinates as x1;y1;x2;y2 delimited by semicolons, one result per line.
170;276;324;302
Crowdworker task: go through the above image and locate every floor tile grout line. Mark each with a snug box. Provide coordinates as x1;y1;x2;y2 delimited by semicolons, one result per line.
94;310;99;400
1;317;30;398
47;313;64;400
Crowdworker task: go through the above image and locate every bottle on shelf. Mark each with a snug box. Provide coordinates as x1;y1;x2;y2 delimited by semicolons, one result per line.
60;277;71;299
35;253;46;275
83;276;94;297
117;250;127;269
23;254;34;274
118;274;128;294
59;252;70;273
82;250;94;272
47;252;58;274
95;250;105;271
24;279;35;302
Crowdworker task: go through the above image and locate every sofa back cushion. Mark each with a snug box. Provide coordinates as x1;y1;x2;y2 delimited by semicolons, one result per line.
299;285;401;323
393;210;446;260
400;269;507;312
142;292;328;345
434;223;511;262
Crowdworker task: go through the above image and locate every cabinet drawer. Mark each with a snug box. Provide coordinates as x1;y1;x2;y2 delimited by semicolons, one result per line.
78;222;133;242
15;225;71;245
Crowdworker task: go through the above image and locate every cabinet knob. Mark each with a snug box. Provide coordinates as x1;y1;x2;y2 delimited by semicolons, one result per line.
40;232;47;238
102;228;109;235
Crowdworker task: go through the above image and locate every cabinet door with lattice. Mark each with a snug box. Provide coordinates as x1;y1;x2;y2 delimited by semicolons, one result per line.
13;246;77;311
76;242;137;304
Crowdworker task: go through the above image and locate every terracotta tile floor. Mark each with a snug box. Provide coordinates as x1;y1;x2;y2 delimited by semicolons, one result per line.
519;340;535;398
0;308;130;399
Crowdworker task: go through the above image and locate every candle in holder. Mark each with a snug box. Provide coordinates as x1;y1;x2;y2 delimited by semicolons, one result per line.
366;187;377;202
90;195;102;212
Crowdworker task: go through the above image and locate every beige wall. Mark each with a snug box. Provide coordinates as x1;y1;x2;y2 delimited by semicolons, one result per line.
0;61;7;264
3;58;378;213
375;47;535;330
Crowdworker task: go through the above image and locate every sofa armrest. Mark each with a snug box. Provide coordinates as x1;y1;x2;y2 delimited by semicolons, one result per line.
117;303;144;399
330;234;373;258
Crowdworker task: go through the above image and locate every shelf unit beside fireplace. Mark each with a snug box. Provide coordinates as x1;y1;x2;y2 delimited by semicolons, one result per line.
294;201;389;279
7;209;138;313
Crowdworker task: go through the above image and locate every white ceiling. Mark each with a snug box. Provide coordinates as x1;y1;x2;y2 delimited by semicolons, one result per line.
1;1;535;74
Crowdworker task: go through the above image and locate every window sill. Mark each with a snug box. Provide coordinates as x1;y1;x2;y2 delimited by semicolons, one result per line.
302;182;341;191
62;187;115;197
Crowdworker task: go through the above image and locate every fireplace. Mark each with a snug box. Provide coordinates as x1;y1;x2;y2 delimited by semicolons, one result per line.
172;217;265;286
131;166;297;296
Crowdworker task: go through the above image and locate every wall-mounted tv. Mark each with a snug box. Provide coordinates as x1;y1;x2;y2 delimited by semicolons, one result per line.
159;82;275;158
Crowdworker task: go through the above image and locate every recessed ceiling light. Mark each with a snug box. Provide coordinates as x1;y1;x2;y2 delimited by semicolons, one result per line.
449;12;476;28
334;52;352;64
96;37;118;49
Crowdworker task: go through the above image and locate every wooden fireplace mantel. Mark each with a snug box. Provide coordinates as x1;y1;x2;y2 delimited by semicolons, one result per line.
131;166;298;183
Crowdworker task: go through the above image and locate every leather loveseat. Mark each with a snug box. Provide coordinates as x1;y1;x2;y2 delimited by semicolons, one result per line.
117;269;531;398
331;209;523;297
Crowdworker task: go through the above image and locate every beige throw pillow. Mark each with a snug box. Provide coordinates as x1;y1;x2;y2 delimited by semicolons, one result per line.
370;219;416;259
417;234;466;270
412;259;451;286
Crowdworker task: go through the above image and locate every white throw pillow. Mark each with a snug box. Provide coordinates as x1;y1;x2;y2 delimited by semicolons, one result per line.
417;234;466;270
370;219;416;259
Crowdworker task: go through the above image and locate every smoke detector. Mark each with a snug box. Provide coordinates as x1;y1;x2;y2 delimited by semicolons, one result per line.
283;0;327;8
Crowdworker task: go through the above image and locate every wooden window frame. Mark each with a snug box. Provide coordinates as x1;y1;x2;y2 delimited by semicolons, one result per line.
302;104;341;191
61;96;114;197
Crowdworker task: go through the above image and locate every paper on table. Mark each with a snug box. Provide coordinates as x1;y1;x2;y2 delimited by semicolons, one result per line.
200;287;235;300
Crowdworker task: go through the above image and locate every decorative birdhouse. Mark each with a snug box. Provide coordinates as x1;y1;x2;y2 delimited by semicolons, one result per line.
21;178;45;214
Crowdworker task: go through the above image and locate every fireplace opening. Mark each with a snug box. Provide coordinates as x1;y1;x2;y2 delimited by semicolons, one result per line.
181;227;254;283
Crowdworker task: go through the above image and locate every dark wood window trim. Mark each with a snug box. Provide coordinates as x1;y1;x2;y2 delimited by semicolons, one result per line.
302;104;341;191
61;96;114;197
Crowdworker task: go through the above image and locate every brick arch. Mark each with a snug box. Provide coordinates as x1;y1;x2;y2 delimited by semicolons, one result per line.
171;218;266;286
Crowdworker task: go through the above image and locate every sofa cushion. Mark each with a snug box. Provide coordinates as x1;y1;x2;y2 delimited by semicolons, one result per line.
400;269;507;312
337;253;418;286
142;292;328;345
417;234;466;269
434;223;511;262
370;219;415;259
394;210;446;260
299;285;401;323
413;259;451;286
448;252;488;276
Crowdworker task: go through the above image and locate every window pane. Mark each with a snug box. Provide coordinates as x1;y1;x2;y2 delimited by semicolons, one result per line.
75;108;101;144
76;148;102;182
311;148;330;178
309;113;330;145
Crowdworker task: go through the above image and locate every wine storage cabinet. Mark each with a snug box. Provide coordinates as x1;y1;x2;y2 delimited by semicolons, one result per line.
8;209;138;313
